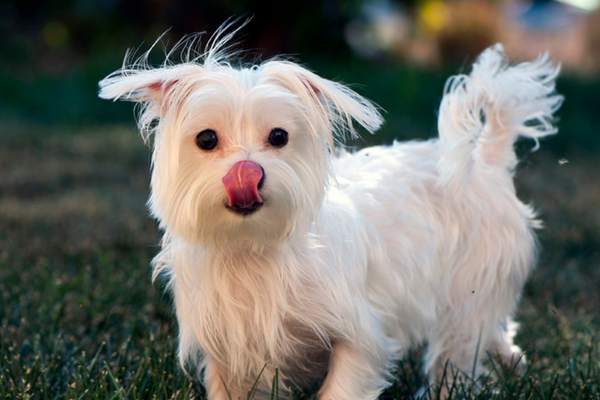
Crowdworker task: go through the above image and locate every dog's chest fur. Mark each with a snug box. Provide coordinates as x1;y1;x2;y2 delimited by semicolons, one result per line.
173;246;334;388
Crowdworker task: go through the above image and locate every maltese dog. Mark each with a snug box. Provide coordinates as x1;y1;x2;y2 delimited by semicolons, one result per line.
99;26;562;399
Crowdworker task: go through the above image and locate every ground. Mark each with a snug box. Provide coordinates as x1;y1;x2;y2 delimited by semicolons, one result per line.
0;64;599;398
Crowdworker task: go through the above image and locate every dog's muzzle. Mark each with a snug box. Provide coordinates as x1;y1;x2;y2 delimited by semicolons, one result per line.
222;160;265;216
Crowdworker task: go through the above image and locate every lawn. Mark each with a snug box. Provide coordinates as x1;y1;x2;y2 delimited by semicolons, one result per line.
0;61;599;398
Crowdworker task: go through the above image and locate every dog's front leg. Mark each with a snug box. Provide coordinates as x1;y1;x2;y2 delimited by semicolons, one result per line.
318;341;389;400
204;356;240;400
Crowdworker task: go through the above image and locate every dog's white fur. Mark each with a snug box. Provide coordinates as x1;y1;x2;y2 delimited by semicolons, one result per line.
99;27;562;399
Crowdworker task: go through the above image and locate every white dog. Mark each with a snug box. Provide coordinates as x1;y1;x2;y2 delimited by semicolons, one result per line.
99;27;562;399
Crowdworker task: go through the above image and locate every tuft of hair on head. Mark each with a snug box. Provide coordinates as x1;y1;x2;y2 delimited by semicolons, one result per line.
97;17;252;142
98;17;383;144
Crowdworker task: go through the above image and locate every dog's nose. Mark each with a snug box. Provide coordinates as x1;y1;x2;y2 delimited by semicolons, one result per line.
222;160;265;216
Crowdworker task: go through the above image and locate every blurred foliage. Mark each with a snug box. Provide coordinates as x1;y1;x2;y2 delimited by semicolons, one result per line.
434;0;500;64
585;10;600;70
0;0;366;71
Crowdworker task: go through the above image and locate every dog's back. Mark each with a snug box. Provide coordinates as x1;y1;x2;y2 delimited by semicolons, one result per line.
327;44;561;387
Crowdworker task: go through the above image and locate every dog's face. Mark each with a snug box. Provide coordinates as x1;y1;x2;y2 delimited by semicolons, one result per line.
99;57;382;247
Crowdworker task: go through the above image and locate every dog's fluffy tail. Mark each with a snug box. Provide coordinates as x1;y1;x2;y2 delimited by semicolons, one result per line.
437;44;563;185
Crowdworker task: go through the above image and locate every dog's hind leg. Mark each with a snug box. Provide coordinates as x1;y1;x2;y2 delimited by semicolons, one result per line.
423;317;527;400
318;340;395;400
490;317;526;371
424;312;495;392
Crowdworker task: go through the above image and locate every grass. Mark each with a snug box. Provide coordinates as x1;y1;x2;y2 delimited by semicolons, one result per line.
1;60;599;398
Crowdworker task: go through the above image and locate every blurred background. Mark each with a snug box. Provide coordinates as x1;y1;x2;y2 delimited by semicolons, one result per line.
1;0;599;398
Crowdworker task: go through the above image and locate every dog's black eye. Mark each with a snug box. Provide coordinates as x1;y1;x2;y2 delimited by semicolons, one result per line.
268;128;288;148
195;129;218;151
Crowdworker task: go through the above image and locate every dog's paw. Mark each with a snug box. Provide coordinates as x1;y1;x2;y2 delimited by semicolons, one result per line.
494;345;527;375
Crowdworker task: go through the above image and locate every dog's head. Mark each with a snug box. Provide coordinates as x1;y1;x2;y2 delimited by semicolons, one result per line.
99;36;382;248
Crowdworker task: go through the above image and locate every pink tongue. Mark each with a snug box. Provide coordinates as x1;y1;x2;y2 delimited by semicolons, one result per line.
222;160;264;208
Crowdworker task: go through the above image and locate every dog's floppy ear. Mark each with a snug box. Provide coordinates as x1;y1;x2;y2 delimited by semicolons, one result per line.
99;63;204;106
98;68;181;105
261;61;383;142
98;64;200;140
